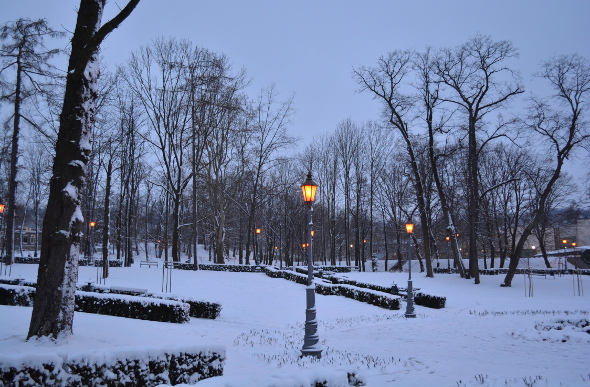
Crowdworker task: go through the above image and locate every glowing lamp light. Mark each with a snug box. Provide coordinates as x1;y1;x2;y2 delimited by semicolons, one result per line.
90;221;96;228
405;223;414;234
0;204;5;214
256;228;261;234
301;173;318;204
445;236;450;241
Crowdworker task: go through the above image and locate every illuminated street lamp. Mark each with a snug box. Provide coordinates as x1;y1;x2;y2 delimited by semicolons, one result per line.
255;228;261;265
300;172;322;358
445;236;451;269
562;239;568;270
405;222;416;318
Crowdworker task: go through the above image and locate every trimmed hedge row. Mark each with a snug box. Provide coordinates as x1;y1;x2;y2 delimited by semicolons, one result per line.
0;345;225;386
76;291;191;323
265;267;401;310
13;256;122;267
146;293;222;320
0;280;222;321
0;284;191;324
415;292;446;309
316;282;401;310
0;284;35;306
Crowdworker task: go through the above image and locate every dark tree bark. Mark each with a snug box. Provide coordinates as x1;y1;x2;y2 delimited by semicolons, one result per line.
27;0;140;340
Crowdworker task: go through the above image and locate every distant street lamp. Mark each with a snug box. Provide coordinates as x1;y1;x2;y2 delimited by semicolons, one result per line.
445;236;451;270
300;172;322;358
562;239;568;270
405;222;416;318
0;203;5;261
90;221;96;258
255;228;261;265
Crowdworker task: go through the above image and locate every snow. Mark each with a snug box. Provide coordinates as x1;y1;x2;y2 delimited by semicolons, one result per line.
1;252;589;386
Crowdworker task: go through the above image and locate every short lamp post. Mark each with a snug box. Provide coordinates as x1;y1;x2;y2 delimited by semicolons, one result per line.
255;228;261;265
0;203;4;260
89;221;96;257
562;239;568;270
445;236;451;270
405;222;416;318
300;172;322;358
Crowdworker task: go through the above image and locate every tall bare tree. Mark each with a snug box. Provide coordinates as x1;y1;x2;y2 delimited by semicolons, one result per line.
434;35;524;284
502;54;590;286
354;50;435;277
0;18;62;266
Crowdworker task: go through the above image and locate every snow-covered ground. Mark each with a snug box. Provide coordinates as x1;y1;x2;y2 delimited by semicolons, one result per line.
1;255;589;386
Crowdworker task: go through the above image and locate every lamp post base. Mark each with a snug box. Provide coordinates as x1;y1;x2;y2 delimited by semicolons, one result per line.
301;285;322;358
405;279;416;318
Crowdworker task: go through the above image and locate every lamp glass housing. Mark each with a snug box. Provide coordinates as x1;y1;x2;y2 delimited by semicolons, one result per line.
301;173;318;203
405;223;414;234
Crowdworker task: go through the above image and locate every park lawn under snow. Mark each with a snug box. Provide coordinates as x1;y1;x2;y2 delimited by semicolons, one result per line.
0;257;589;387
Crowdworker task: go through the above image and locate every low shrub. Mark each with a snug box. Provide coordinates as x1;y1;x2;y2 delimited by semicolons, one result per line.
75;291;190;323
415;292;446;309
147;292;222;320
0;345;225;386
269;269;401;310
0;284;35;306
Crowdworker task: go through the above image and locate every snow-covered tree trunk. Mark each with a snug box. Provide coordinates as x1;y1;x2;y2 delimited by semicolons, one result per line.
27;0;140;340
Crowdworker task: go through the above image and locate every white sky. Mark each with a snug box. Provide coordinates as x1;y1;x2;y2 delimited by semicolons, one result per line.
2;0;590;177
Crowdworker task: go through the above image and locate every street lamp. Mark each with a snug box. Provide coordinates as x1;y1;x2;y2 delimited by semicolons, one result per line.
562;239;568;270
300;172;322;358
405;222;416;318
445;236;451;270
90;221;96;258
255;228;261;265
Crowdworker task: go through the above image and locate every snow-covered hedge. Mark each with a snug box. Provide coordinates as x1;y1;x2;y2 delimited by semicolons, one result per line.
0;283;36;306
75;291;191;323
12;256;122;267
0;284;191;324
0;345;225;386
146;293;222;320
415;292;446;309
265;267;401;310
316;282;401;310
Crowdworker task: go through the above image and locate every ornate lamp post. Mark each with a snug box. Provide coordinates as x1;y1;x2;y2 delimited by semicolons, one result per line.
300;172;322;358
405;222;416;318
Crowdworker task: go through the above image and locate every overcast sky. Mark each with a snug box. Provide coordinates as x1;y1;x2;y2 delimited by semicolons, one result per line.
3;1;590;176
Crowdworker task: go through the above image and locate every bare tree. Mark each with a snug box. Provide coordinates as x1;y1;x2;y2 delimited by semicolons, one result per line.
434;35;524;284
0;18;62;265
243;85;295;265
354;50;435;277
502;54;590;286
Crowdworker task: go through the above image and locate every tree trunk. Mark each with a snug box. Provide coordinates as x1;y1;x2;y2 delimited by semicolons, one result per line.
27;0;140;340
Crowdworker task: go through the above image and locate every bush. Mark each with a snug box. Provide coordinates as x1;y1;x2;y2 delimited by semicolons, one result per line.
269;269;401;310
147;293;222;320
0;284;191;324
0;345;225;386
75;291;191;323
415;292;446;309
0;284;35;306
